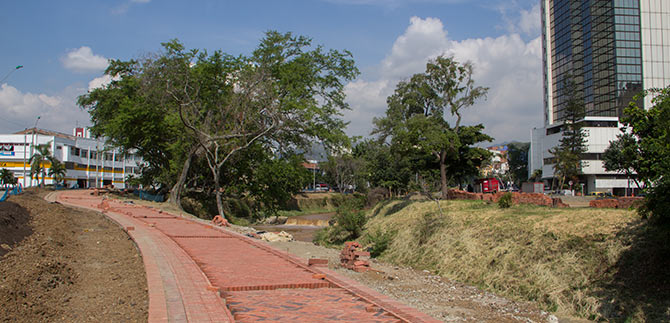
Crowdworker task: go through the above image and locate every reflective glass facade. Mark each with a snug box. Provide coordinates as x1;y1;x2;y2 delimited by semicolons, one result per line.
543;0;643;124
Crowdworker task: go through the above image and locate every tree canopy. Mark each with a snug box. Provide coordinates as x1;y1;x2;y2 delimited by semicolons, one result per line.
605;86;670;223
373;56;491;198
507;142;530;186
79;32;358;219
548;76;587;190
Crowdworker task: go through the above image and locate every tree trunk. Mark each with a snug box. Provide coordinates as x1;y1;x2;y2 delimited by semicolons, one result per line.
439;150;448;199
169;145;198;210
213;170;226;220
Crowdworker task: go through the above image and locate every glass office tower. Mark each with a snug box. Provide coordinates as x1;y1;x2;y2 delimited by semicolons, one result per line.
531;0;670;195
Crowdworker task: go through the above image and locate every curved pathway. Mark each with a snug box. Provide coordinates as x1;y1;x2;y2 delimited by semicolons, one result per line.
53;190;439;322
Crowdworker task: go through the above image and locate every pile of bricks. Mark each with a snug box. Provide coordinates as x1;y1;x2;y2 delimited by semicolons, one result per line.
340;241;370;272
589;197;643;209
97;199;111;211
211;215;230;227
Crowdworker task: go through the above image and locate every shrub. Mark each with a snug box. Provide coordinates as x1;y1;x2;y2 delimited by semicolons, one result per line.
366;187;388;207
366;229;396;258
312;227;330;245
313;199;367;246
334;201;366;240
498;192;513;209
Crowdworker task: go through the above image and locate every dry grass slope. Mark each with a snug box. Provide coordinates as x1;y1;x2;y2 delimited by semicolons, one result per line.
362;199;647;320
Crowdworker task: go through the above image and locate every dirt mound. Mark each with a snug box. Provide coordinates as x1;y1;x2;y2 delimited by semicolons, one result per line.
0;189;147;322
0;200;32;257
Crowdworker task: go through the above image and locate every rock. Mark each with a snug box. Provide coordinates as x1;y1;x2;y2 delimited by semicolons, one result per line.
547;314;559;323
259;231;293;242
261;216;288;225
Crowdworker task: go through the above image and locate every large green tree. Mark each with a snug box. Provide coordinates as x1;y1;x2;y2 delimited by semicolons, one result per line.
373;56;491;198
605;86;670;222
78;51;194;205
548;76;587;190
322;153;364;193
80;32;358;219
507;142;530;186
602;133;642;193
166;32;358;219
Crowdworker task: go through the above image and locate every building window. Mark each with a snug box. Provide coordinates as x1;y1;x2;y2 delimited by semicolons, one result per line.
584;120;618;127
546;125;562;135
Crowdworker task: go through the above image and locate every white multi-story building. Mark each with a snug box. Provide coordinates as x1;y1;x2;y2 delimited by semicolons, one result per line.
0;127;142;189
530;0;670;195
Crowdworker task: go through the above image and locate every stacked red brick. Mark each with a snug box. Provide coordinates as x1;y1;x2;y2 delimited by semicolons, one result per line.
340;241;370;272
589;197;643;208
446;189;568;208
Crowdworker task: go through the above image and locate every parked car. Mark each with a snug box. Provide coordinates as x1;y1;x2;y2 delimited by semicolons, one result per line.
315;183;329;192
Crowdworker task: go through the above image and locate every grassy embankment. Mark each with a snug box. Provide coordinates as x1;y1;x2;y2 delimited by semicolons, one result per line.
361;199;669;322
278;192;364;217
180;191;361;224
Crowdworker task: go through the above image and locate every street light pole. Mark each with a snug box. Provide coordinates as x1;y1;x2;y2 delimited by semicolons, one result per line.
23;129;27;187
29;116;40;187
0;65;23;84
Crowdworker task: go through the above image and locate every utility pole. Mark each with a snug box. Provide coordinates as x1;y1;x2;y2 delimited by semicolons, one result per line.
95;142;99;188
29;116;40;187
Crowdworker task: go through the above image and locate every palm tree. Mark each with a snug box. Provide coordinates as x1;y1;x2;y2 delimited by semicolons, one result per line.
48;158;67;187
29;142;52;188
0;168;15;187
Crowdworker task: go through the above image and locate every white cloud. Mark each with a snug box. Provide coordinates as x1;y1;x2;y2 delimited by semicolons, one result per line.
62;47;109;73
0;84;91;133
518;3;541;35
496;1;542;36
88;74;119;92
343;16;543;143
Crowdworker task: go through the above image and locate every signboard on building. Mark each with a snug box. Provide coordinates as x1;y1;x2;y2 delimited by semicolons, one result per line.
0;144;15;156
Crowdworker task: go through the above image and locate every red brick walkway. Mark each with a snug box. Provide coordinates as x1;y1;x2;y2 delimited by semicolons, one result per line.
54;190;439;323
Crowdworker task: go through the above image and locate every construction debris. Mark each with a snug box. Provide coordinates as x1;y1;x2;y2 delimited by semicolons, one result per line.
340;241;371;272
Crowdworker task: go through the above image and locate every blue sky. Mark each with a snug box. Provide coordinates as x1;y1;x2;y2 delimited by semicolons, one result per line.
0;0;542;143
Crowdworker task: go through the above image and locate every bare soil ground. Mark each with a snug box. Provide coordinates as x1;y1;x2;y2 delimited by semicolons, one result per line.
0;189;147;322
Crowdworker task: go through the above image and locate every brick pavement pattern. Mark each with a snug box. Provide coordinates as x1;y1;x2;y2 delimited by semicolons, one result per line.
55;190;439;323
